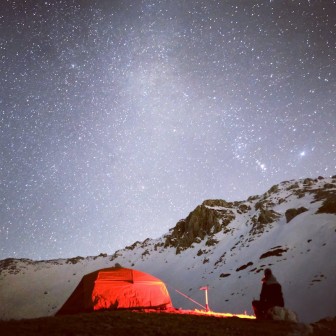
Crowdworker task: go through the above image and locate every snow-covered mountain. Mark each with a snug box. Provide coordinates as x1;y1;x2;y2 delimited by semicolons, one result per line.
1;176;335;323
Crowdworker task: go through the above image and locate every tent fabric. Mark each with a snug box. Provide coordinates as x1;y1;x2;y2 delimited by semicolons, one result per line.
56;267;172;315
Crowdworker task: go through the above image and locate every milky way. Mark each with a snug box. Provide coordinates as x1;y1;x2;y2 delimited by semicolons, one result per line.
1;0;335;260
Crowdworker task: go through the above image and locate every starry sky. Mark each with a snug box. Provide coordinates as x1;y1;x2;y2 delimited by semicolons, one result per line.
0;0;335;260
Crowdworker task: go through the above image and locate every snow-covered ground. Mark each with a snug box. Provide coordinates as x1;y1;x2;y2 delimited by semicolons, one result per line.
1;176;335;323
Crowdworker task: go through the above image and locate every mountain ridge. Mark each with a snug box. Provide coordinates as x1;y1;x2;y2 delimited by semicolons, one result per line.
1;175;335;323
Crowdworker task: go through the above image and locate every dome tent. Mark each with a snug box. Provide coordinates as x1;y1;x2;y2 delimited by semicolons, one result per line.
56;267;173;315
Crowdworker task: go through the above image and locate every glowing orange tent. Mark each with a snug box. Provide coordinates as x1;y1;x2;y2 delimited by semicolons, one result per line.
56;267;173;315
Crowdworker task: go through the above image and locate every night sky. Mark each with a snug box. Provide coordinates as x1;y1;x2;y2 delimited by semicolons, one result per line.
1;0;335;260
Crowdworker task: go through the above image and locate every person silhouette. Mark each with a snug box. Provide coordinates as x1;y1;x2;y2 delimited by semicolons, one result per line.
252;268;284;319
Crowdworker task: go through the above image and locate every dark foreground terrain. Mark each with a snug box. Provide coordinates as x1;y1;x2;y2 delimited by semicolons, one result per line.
0;310;335;336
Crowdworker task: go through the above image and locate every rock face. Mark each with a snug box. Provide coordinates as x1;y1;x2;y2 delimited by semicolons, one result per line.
285;207;308;223
316;196;336;214
164;200;236;253
163;176;336;254
257;208;280;225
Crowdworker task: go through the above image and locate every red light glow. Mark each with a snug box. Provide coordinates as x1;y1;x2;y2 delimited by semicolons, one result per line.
148;308;256;319
193;309;256;319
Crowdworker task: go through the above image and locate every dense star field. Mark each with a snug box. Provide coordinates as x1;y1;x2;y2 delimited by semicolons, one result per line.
0;0;335;260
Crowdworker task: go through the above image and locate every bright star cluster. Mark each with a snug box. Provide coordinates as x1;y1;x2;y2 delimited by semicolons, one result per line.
0;0;335;260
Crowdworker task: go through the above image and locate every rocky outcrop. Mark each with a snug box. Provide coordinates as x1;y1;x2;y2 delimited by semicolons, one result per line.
308;181;336;214
285;207;308;223
202;199;233;208
164;201;236;252
259;246;288;259
316;197;336;214
249;208;280;235
163;177;335;254
258;208;280;224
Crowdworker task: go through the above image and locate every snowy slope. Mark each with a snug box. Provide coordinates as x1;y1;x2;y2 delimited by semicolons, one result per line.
1;176;335;323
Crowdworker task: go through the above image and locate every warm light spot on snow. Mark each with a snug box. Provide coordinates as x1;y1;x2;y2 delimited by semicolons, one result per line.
193;309;256;319
143;308;256;319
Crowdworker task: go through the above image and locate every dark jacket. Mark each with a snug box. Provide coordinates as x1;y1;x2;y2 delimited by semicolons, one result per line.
260;274;284;308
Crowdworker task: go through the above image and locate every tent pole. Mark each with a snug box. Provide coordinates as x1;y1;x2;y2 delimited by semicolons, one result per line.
200;286;210;312
205;287;209;312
